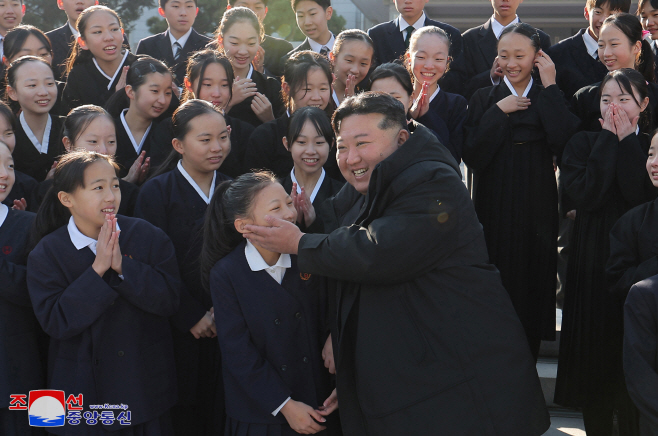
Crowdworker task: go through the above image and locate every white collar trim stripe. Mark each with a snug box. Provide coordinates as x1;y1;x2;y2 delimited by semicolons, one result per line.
93;50;130;90
20;112;52;154
290;167;325;203
120;109;152;155
504;76;533;97
177;160;216;204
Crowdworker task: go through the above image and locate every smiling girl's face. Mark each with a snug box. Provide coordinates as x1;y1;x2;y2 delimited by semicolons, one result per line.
597;23;640;72
409;33;449;88
497;32;537;88
80;10;124;64
220;20;259;73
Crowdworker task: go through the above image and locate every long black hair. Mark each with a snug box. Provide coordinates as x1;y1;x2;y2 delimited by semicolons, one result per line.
63;105;115;148
200;171;278;291
29;151;119;251
149;99;227;178
281;50;333;115
3;25;53;64
285;106;334;150
181;49;234;107
600;68;653;132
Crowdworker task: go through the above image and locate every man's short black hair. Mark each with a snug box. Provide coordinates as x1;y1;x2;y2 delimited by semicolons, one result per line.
588;0;631;13
332;92;407;134
227;0;269;7
291;0;331;12
160;0;199;9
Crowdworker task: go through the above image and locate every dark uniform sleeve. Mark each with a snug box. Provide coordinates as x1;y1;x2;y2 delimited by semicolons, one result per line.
536;84;581;160
462;88;510;171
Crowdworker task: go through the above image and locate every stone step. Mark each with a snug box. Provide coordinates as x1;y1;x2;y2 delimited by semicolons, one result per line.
537;357;559;408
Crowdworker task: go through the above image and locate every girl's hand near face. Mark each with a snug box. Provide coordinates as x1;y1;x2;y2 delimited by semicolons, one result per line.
12;198;27;211
490;56;504;83
251;92;275;123
115;66;130;92
613;104;639;141
496;95;531;114
108;215;123;276
535;50;556;87
92;218;115;277
599;103;617;135
123;151;150;185
344;74;356;99
409;81;430;119
281;399;326;434
291;183;316;227
253;46;266;74
230;77;258;107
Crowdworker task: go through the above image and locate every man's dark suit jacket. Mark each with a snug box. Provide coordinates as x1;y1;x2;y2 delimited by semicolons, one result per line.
46;23;130;81
261;34;293;77
135;28;211;87
367;15;467;95
547;28;608;100
461;18;551;99
279;37;314;74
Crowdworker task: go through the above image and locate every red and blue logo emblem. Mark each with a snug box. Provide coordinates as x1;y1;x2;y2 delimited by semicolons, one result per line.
28;390;66;427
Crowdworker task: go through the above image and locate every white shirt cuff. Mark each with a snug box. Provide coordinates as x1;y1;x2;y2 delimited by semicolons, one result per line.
272;397;291;416
491;76;501;85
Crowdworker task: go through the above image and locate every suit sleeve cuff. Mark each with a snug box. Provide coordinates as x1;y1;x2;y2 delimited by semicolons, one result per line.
272;397;291;416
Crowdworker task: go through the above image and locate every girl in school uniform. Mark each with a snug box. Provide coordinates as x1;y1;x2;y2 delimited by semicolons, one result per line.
0;101;41;212
243;50;337;179
406;26;468;164
26;150;181;436
62;6;136;112
572;13;658;132
104;57;174;180
6;56;65;182
217;7;284;127
200;171;335;436
0;141;47;436
59;105;140;216
3;25;67;116
556;68;656;435
149;49;254;177
463;22;581;361
281;106;343;225
369;62;414;117
134;100;231;436
329;29;374;107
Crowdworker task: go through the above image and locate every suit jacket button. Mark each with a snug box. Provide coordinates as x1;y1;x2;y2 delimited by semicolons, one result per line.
274;319;280;325
303;357;309;363
118;351;124;357
281;365;287;371
295;312;301;319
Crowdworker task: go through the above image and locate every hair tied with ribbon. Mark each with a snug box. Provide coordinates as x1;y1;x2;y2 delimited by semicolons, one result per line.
643;30;652;41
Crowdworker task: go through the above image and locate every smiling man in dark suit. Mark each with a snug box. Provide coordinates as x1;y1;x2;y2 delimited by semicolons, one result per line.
135;0;210;88
46;0;129;81
367;0;466;95
547;0;629;100
461;0;550;99
280;0;335;72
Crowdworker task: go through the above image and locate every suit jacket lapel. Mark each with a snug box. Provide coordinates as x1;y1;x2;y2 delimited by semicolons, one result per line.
478;19;497;67
157;31;175;64
387;18;406;55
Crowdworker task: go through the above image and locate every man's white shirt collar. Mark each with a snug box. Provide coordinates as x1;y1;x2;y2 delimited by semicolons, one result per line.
583;29;599;59
492;14;519;40
399;12;426;33
168;27;193;52
69;22;80;39
308;33;335;53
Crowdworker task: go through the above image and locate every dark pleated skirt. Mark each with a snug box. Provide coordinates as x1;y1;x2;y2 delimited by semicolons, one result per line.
472;140;558;343
554;203;630;407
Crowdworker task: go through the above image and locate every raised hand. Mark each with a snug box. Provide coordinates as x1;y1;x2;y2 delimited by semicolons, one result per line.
344;73;356;99
108;215;122;276
613;104;639;141
281;399;327;434
535;50;556;87
11;198;27;211
115;66;130;92
490;56;503;83
251;92;275;123
123;151;150;185
291;183;316;227
409;81;430;119
92;217;115;277
45;161;58;181
599;103;617;135
253;46;266;74
230;77;258;107
496;95;531;114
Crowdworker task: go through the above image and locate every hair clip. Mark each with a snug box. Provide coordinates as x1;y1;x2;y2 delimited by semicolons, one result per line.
135;62;157;78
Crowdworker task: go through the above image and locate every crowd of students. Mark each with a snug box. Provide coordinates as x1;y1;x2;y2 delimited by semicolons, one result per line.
2;0;658;433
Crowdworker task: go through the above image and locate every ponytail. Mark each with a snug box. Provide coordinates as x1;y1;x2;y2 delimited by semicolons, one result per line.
200;172;278;291
638;39;656;83
602;13;656;83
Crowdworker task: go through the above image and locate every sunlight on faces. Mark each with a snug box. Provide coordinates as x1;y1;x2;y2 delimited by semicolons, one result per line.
0;0;24;34
409;33;449;88
7;34;53;65
370;77;414;114
336;113;409;195
599;78;649;121
7;61;57;115
640;2;658;39
220;20;259;73
586;3;617;39
647;135;658;187
57;0;98;26
284;120;330;177
597;24;640;72
232;0;267;22
295;1;332;42
126;72;173;119
188;63;231;109
234;182;297;233
0;114;16;153
287;67;331;112
159;0;198;38
394;0;428;23
0;143;15;203
173;112;231;175
491;0;523;23
79;11;124;64
63;116;117;156
497;32;537;89
58;159;121;236
331;40;373;89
